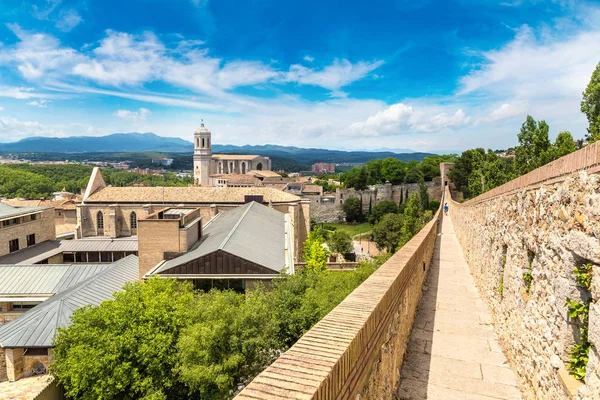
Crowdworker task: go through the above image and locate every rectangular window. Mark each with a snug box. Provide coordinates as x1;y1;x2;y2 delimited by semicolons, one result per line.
30;214;37;221
27;234;35;247
24;348;48;356
9;239;19;253
100;252;112;263
87;252;100;263
75;252;86;263
12;301;41;310
63;252;75;263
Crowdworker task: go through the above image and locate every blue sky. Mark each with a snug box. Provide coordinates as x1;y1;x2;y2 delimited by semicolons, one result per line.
0;0;599;152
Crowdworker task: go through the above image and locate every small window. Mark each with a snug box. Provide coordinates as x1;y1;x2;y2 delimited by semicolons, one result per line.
87;252;100;263
97;211;104;230
63;252;75;263
100;252;112;263
24;348;48;356
130;212;137;229
30;214;37;221
75;252;86;263
12;302;41;310
9;239;19;253
26;234;35;247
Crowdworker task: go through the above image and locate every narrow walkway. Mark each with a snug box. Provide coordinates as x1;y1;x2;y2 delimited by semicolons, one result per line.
397;215;522;400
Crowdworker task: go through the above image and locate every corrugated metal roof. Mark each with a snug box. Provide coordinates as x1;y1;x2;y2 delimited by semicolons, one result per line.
0;203;48;221
163;208;195;216
0;264;113;296
153;202;286;275
0;256;138;348
0;238;138;265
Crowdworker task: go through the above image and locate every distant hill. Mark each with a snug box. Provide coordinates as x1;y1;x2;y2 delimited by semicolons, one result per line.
0;133;436;167
0;133;193;153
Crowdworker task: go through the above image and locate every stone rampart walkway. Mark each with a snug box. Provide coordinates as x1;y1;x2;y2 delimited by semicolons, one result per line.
397;215;522;400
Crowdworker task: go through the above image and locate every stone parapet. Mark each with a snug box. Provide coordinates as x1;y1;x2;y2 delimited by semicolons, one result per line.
449;167;600;399
235;206;441;399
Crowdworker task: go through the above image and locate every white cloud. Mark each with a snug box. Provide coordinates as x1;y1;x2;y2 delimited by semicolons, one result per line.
31;0;62;20
347;103;471;136
0;87;37;99
284;59;384;90
27;99;50;108
0;117;64;141
478;103;527;124
0;27;380;95
113;107;151;123
0;106;3;111
56;9;82;32
303;55;314;62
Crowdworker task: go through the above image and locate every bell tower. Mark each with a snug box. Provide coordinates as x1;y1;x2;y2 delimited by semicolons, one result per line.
193;121;212;186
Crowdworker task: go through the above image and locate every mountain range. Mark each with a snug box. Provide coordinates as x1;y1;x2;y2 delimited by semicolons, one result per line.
0;133;436;164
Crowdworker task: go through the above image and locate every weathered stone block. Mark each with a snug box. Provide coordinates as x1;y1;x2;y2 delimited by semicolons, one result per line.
566;231;600;264
588;303;600;348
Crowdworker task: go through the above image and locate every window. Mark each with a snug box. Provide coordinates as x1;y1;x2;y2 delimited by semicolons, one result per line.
30;214;37;221
97;211;104;229
256;162;263;171
100;252;112;262
130;212;137;229
27;234;35;247
241;162;247;174
87;252;100;263
9;239;19;253
12;301;41;311
75;252;86;263
24;348;48;356
202;138;205;148
63;252;75;263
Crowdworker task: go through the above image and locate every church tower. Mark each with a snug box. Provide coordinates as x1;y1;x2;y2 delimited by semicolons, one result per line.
193;122;212;186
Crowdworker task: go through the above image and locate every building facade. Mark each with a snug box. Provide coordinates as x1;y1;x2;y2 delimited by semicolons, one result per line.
312;162;335;174
192;123;272;186
0;204;55;258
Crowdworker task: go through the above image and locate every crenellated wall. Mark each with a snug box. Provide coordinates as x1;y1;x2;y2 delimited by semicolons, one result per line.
235;206;441;399
449;143;600;400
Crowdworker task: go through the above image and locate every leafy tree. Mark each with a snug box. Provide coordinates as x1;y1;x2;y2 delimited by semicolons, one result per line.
342;196;363;223
553;131;577;158
342;167;368;190
515;115;552;174
327;230;353;254
372;213;404;253
399;194;424;246
581;62;600;142
404;161;424;183
448;148;485;198
368;200;398;224
51;278;195;400
418;181;429;211
302;232;329;272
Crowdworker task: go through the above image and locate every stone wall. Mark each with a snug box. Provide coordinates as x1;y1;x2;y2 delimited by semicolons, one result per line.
312;178;442;223
0;347;6;382
0;208;55;258
449;170;600;400
235;207;441;399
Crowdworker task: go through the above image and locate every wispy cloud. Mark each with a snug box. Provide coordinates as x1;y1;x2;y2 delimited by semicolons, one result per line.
27;99;50;108
56;9;82;32
113;107;151;123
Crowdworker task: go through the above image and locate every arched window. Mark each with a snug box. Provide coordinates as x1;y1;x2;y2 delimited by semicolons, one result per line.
195;138;199;148
130;212;137;229
97;211;104;229
256;162;263;171
218;161;223;174
229;162;234;173
207;138;210;148
241;162;246;174
202;138;205;148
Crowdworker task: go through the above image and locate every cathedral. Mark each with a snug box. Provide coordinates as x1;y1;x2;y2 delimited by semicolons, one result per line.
193;123;273;186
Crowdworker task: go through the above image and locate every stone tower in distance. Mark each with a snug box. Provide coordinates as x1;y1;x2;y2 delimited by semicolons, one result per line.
193;122;212;186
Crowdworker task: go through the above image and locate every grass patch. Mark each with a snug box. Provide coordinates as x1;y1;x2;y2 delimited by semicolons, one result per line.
322;222;372;238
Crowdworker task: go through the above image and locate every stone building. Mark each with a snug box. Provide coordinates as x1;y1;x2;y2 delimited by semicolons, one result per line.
76;167;310;261
312;162;335;174
3;198;78;237
193;123;272;186
0;203;55;258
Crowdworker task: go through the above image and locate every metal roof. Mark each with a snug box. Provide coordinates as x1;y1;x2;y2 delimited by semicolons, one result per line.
0;264;113;297
0;203;48;221
153;202;287;275
0;238;138;265
0;256;139;348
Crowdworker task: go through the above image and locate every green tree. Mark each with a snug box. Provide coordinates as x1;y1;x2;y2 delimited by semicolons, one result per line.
581;62;600;142
342;196;363;223
343;167;368;190
553;131;577;158
327;230;353;254
404;161;424;183
515;115;552;174
368;200;399;224
303;232;329;272
51;278;195;400
399;194;423;246
448;148;485;198
372;213;404;253
418;181;429;211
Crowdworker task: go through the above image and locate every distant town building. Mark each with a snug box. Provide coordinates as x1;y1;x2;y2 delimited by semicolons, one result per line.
152;158;173;167
192;123;272;186
312;162;335;174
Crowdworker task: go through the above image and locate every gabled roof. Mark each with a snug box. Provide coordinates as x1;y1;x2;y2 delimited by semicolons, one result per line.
152;202;288;275
0;256;138;348
247;170;281;178
0;263;113;298
84;186;300;204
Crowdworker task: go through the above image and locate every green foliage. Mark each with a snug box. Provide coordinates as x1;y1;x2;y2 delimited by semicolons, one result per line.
399;194;426;247
581;62;600;142
322;222;372;238
498;275;504;296
418;181;429;211
428;200;440;211
574;263;593;290
515;115;552;175
372;213;404;253
342;196;364;223
565;296;592;381
553;131;577;159
522;271;533;294
327;230;353;255
51;278;196;400
368;200;398;224
302;232;329;272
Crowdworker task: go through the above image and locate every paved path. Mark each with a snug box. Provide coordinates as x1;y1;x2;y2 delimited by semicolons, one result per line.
397;215;522;400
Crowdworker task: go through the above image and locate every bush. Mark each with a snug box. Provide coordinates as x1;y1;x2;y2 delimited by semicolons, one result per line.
428;200;441;211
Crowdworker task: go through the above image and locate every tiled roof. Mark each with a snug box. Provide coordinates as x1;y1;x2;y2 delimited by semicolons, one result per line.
152;202;289;275
0;256;138;348
2;199;78;210
210;174;257;184
84;186;301;204
302;185;323;194
212;154;262;160
247;170;281;178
